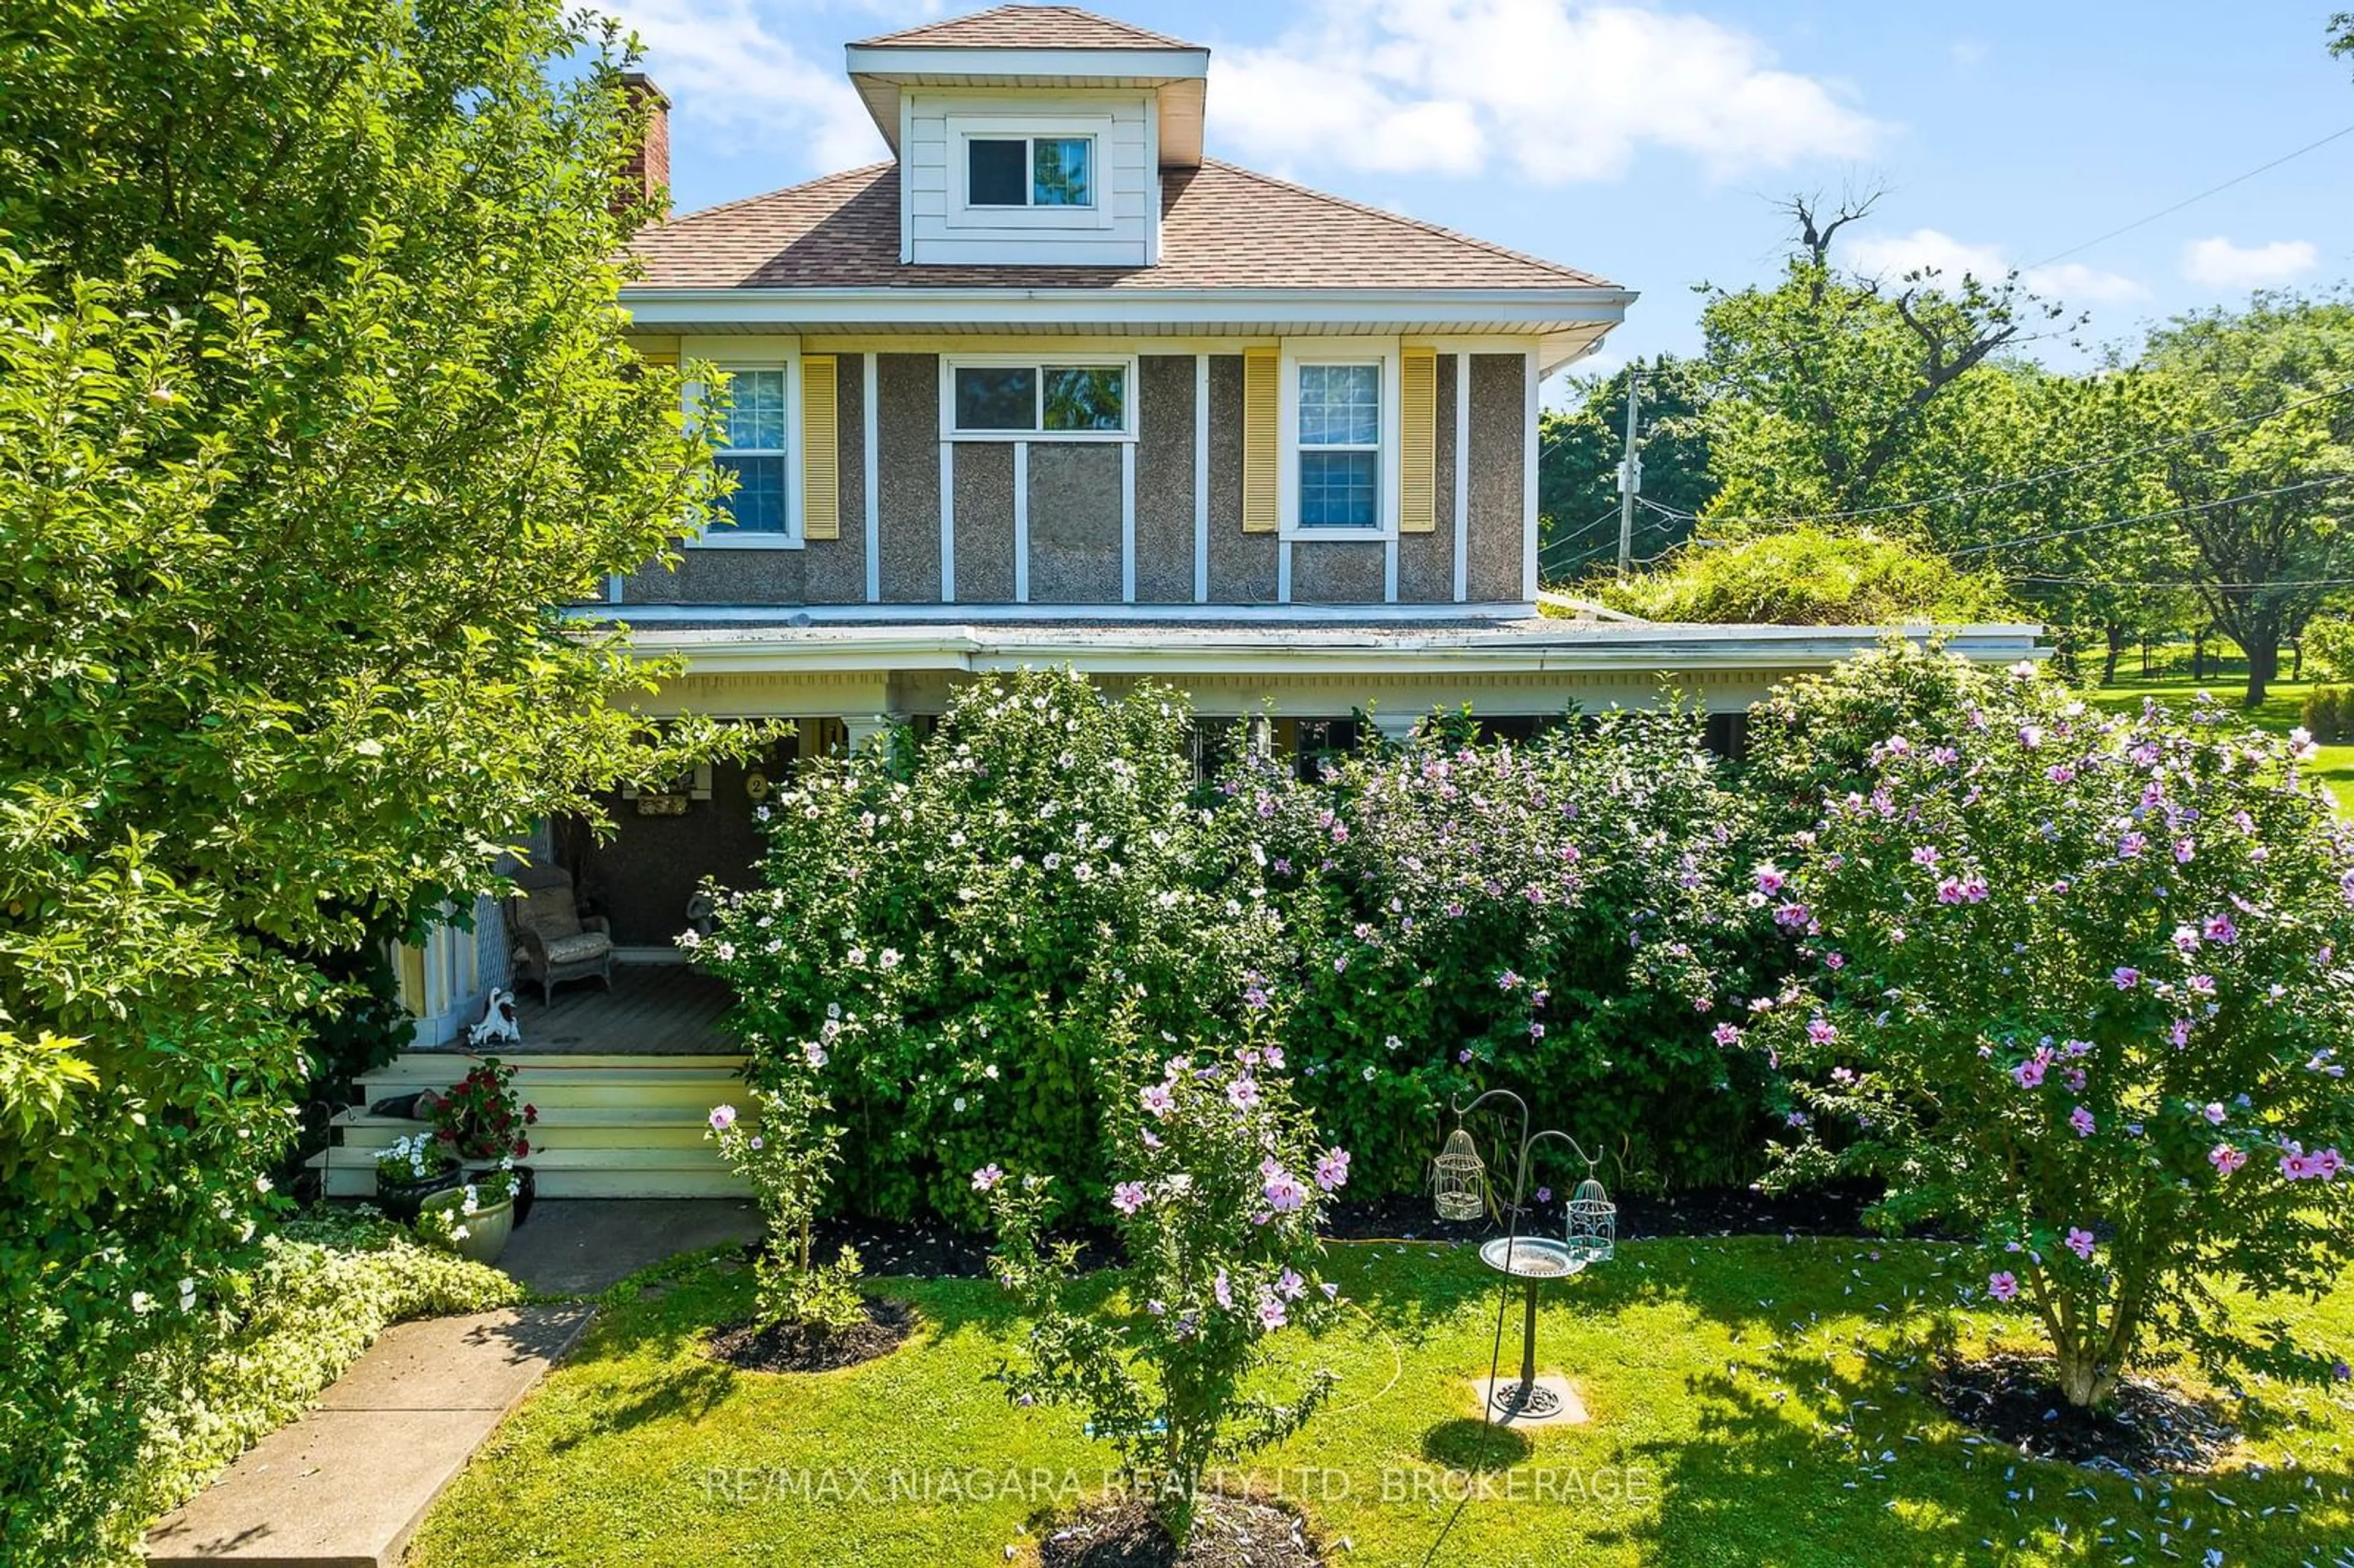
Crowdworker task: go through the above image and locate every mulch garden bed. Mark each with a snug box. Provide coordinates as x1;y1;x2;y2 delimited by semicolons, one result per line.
1929;1350;2236;1474
806;1181;1904;1281
1037;1496;1323;1567
705;1295;916;1374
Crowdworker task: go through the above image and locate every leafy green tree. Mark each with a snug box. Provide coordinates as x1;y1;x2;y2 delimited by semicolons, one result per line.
1538;354;1716;579
1701;193;2071;527
2138;295;2354;706
0;1;741;1555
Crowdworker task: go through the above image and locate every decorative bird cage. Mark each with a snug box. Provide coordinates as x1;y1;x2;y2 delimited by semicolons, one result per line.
1566;1174;1617;1265
1431;1126;1488;1221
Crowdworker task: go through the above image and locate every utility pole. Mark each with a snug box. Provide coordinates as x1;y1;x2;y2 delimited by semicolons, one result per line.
1615;370;1643;573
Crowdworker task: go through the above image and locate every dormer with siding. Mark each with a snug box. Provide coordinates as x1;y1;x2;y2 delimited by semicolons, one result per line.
845;9;1206;268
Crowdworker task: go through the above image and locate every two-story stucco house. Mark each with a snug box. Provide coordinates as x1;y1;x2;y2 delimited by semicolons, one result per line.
327;6;2038;1198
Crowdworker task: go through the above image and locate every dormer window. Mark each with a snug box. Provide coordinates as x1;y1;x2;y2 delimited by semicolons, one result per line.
945;114;1116;234
967;135;1093;208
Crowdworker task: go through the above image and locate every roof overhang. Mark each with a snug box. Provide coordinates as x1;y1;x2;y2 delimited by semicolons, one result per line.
845;44;1211;167
620;285;1637;372
566;606;2048;679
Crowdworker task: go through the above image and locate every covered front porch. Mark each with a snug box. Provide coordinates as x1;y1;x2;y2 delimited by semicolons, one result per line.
501;963;735;1057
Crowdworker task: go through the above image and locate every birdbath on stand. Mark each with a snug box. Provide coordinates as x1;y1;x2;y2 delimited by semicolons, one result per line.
1431;1089;1616;1422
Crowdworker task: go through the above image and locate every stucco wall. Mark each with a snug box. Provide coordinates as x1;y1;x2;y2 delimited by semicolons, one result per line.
1466;353;1528;602
805;353;869;604
1028;443;1124;603
877;352;943;603
951;440;1018;603
620;544;804;605
1133;354;1197;603
1292;541;1387;603
1205;354;1278;603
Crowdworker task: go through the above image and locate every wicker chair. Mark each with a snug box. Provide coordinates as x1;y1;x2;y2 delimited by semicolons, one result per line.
506;864;614;1006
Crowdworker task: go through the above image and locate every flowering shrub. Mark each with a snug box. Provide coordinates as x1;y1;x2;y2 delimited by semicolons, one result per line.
980;1009;1345;1548
425;1057;538;1162
691;668;1274;1222
375;1132;459;1186
706;1068;864;1333
1751;658;2354;1406
1246;708;1765;1191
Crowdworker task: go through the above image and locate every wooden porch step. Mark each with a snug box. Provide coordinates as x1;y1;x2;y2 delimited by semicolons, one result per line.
331;1105;750;1151
308;1144;752;1200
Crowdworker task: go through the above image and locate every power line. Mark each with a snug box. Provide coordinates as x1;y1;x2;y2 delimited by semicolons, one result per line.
2011;573;2354;590
1667;380;2354;530
2025;121;2354;271
1950;475;2354;558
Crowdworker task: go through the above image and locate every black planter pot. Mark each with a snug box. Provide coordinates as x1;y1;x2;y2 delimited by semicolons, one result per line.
374;1164;465;1224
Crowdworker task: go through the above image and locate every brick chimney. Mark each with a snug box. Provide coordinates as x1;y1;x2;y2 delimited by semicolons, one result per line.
618;72;671;219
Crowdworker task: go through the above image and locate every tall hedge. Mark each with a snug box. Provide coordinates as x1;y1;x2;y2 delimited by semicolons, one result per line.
694;671;1772;1218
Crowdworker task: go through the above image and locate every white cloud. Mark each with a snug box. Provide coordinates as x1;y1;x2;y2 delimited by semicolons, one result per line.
615;0;886;173
1843;226;2144;305
1214;0;1882;185
2180;235;2319;291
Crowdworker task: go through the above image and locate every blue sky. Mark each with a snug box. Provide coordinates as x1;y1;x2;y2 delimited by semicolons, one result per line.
617;1;2354;400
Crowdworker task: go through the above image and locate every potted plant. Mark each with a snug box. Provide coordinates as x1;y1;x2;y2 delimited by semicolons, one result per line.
426;1056;539;1224
416;1162;520;1265
373;1132;464;1222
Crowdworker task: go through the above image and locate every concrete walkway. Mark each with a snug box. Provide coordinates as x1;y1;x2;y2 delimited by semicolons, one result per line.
144;1200;758;1566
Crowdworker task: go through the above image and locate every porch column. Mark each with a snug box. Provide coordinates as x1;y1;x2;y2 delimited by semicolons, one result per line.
840;712;904;755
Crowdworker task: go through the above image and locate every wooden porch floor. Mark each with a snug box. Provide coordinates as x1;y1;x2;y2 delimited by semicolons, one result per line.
506;964;737;1056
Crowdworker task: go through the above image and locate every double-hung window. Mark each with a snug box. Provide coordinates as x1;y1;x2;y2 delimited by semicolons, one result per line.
1296;362;1382;530
711;367;789;536
946;358;1130;438
966;135;1094;208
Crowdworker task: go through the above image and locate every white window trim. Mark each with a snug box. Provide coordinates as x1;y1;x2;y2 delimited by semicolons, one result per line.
945;113;1116;233
1279;338;1401;542
939;351;1138;443
682;335;803;550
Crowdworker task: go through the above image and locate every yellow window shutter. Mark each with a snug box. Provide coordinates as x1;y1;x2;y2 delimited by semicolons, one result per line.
801;354;839;541
1242;346;1278;533
1400;346;1437;533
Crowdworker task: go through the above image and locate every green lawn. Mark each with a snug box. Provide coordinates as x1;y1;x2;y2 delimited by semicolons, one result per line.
2088;672;2354;812
407;1239;2354;1567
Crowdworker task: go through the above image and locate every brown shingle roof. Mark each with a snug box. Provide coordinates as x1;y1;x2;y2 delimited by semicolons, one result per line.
627;161;1615;292
852;5;1198;51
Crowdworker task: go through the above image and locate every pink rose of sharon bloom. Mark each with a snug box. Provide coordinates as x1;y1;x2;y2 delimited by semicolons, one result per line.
2209;1143;2247;1175
2064;1227;2097;1262
1213;1268;1233;1310
1988;1271;2020;1303
1314;1147;1351;1192
2070;1106;2096;1138
1139;1083;1174;1118
1276;1267;1308;1301
1262;1170;1306;1212
1111;1181;1148;1216
1807;1016;1838;1046
971;1163;1004;1192
707;1103;736;1132
1256;1292;1287;1330
1227;1076;1261;1111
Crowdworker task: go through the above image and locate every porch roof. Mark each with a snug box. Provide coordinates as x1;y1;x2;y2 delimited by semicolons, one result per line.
566;604;2048;678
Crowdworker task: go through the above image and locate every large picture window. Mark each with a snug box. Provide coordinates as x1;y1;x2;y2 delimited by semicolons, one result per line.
966;135;1093;208
713;367;788;534
947;359;1130;438
1296;362;1381;530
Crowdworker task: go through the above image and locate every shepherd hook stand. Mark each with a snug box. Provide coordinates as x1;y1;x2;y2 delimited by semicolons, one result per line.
1433;1088;1615;1420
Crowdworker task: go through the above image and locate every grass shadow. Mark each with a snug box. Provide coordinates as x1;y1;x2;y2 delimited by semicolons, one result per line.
1419;1417;1531;1473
